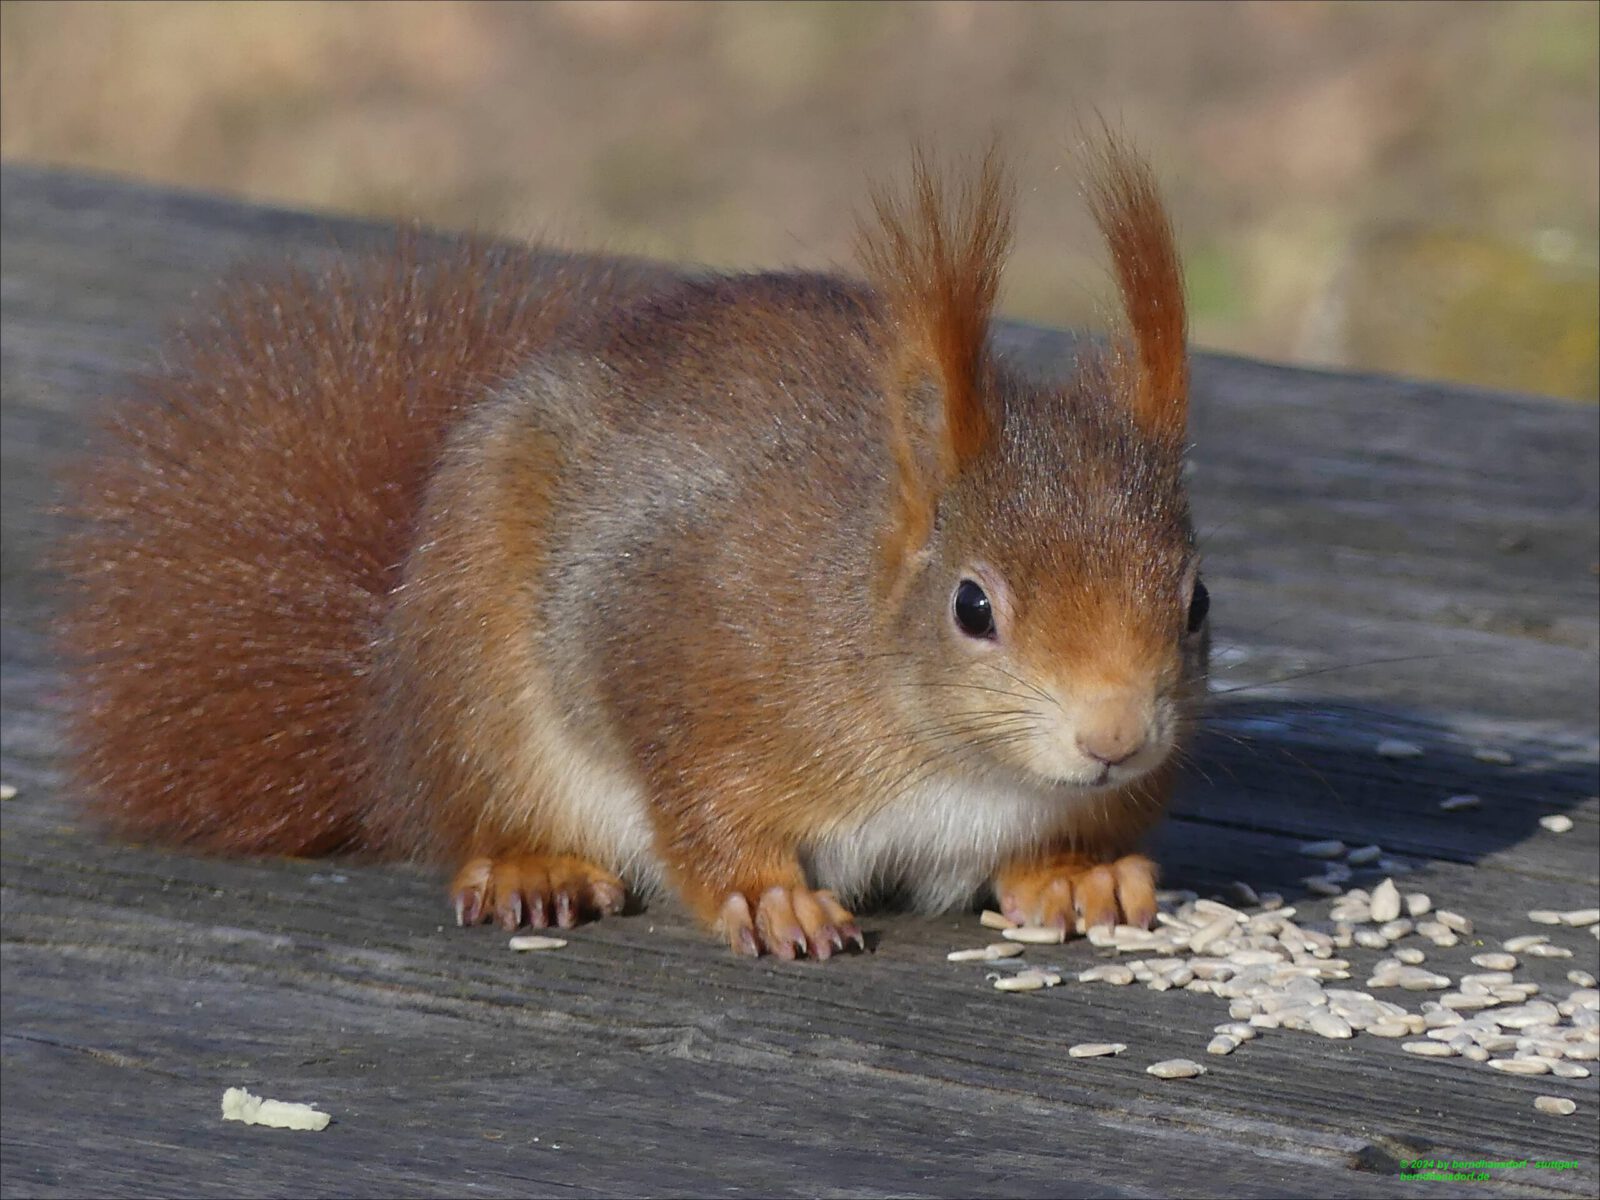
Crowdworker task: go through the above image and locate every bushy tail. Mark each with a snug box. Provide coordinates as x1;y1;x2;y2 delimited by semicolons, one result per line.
56;233;634;856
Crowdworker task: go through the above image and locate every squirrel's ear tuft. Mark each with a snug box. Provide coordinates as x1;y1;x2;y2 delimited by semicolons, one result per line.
858;145;1013;592
857;143;1013;475
1085;136;1189;439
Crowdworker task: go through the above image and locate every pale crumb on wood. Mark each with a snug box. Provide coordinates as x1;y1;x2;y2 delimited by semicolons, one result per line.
1538;814;1574;833
946;943;1023;962
1375;738;1423;759
1067;1042;1126;1058
0;783;16;801
221;1087;331;1131
1001;924;1065;944
1369;878;1402;923
508;935;567;951
1146;1058;1205;1079
1472;747;1514;765
1534;1096;1577;1116
992;969;1060;992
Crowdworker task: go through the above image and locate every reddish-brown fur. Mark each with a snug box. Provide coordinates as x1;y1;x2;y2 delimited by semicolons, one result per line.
58;137;1199;957
857;146;1013;600
1085;141;1189;439
56;236;648;856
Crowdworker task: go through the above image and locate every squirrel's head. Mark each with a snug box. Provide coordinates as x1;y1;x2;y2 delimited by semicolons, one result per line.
861;137;1206;795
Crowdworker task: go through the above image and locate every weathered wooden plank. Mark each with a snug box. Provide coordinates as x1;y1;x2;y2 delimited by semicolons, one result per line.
3;164;1598;1198
3;786;1597;1198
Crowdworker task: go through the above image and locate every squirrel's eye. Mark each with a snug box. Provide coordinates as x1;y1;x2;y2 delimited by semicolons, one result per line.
1186;579;1210;634
953;579;996;639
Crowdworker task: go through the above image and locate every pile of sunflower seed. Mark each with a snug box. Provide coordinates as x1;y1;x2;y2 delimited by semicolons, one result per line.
956;878;1598;1107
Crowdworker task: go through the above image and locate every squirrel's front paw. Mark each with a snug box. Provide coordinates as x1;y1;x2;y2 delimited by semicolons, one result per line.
994;853;1157;933
718;886;864;960
451;854;626;930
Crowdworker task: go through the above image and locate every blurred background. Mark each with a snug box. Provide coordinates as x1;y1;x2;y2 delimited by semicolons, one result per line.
2;0;1596;400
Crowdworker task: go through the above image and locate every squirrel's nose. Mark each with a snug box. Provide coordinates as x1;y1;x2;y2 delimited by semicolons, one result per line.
1075;714;1147;767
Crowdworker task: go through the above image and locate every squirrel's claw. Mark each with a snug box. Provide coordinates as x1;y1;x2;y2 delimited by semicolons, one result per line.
996;852;1158;934
449;854;628;932
720;885;863;960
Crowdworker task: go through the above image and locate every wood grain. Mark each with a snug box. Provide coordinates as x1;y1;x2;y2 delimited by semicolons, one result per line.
3;164;1596;1198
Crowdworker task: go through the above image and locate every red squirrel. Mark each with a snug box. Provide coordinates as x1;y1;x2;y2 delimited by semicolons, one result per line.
58;138;1208;959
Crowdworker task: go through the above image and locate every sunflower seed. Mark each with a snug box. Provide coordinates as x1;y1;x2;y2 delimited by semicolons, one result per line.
1002;925;1066;944
1493;984;1542;1003
508;935;568;951
1310;1010;1354;1039
1528;910;1564;925
1146;1059;1205;1079
994;969;1060;991
1395;947;1426;965
1305;877;1344;897
1376;739;1423;759
1538;814;1574;834
1113;926;1161;950
1347;845;1383;866
1188;916;1236;955
947;943;1025;962
1368;1019;1412;1038
1228;881;1261;907
1398;967;1452;991
1405;892;1434;917
1442;992;1502;1011
1472;953;1518;971
1494;1002;1561;1029
1489;1058;1550;1075
1067;1042;1126;1058
1568;971;1597;988
1505;934;1548;952
1078;964;1135;985
1435;910;1472;934
1534;1096;1577;1115
980;909;1017;930
1528;944;1573;959
0;783;16;801
1560;909;1599;928
1300;840;1347;859
1472;747;1514;765
1439;794;1481;812
1403;1041;1455;1056
1415;919;1450;939
1550;1061;1591;1078
1205;1035;1239;1055
1369;879;1402;923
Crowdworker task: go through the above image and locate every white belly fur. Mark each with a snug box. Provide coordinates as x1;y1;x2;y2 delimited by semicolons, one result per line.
806;774;1072;912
